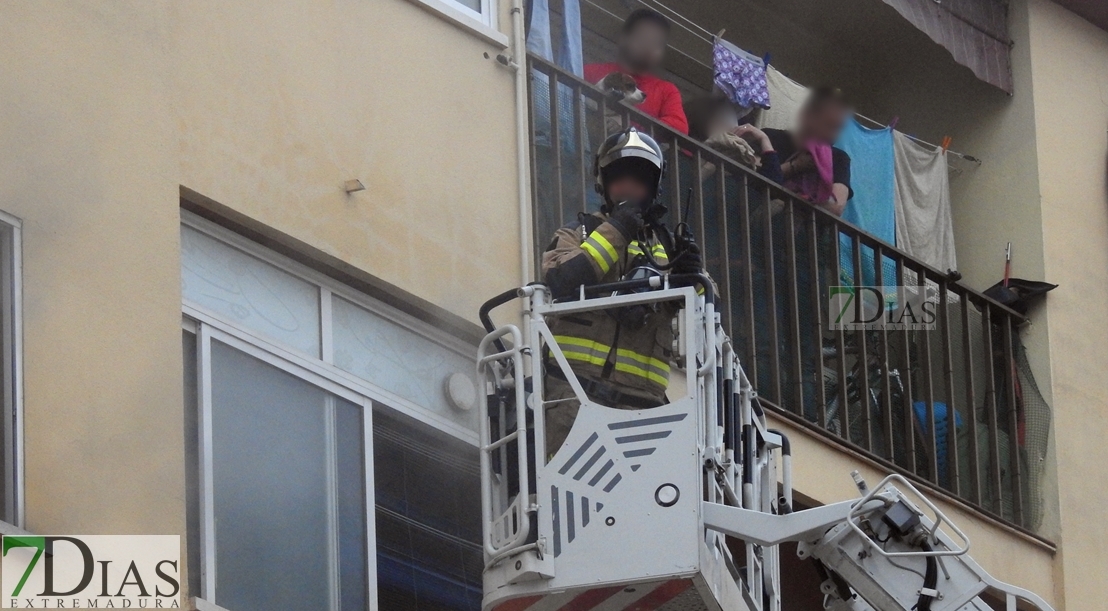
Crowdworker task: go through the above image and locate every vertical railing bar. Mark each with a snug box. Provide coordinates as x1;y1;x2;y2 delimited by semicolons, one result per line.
809;207;828;429
918;267;939;485
982;305;1004;515
548;70;564;228
739;174;757;384
940;282;961;495
668;138;681;225
898;258;917;473
717;165;732;333
762;184;782;404
599;95;610;139
694;149;706;246
961;295;982;505
874;245;895;461
852;234;873;451
1002;320;1025;526
783;200;804;416
831;224;850;440
526;60;543;274
575;81;588;217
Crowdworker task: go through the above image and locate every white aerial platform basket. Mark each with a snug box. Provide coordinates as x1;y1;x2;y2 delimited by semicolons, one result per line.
477;278;783;611
477;277;1057;611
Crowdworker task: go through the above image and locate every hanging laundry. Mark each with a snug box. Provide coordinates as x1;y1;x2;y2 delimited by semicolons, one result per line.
835;117;896;245
712;39;770;112
756;66;809;131
527;0;583;76
835;118;896;297
892;131;957;272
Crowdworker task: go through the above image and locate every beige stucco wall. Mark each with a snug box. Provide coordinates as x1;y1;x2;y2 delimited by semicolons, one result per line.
0;0;522;600
1027;0;1108;607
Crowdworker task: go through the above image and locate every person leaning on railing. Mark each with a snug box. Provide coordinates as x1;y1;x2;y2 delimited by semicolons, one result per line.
541;128;702;456
763;86;853;216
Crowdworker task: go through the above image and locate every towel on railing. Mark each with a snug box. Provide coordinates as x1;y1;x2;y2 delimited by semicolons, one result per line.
836;117;897;245
893;132;957;273
756;66;808;131
712;39;770;111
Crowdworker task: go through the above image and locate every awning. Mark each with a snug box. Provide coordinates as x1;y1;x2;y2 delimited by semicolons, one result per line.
881;0;1013;93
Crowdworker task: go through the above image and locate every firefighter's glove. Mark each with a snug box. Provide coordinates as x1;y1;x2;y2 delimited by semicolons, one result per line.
673;235;704;276
608;200;646;241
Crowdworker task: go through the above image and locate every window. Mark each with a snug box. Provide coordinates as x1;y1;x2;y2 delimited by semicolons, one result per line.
405;0;507;48
0;212;22;528
182;214;482;610
374;409;482;610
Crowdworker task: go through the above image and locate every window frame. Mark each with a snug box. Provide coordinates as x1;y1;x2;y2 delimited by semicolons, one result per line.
0;209;24;530
181;212;479;445
181;212;484;610
188;319;378;609
405;0;508;48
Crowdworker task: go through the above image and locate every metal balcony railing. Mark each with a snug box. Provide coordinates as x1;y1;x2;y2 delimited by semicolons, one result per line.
526;54;1049;534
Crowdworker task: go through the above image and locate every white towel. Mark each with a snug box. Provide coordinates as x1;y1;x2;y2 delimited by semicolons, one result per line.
755;66;809;131
892;131;957;272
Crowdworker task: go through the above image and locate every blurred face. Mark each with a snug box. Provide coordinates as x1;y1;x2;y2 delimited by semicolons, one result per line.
799;102;849;144
606;175;651;205
619;22;668;73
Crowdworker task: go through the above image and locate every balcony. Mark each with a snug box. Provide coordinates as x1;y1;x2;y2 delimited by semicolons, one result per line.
525;54;1049;534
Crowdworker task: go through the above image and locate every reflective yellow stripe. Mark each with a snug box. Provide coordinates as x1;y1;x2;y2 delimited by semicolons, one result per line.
628;241;668;262
614;361;669;386
582;231;618;274
554;335;610;352
581;241;611;274
554;335;669;386
615;348;670;374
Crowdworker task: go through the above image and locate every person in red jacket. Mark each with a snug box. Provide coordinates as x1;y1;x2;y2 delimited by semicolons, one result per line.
585;9;688;135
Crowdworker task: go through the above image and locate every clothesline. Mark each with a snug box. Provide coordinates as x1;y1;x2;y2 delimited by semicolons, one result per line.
580;0;981;165
632;0;982;165
853;113;981;164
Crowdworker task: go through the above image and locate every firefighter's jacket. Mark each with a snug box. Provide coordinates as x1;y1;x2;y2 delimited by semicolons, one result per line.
541;212;675;397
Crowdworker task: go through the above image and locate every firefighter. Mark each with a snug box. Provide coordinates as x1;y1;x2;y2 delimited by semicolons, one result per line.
541;127;703;455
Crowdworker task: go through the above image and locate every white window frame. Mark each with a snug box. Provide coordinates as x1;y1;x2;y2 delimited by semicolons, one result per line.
406;0;508;48
181;211;479;445
0;209;24;530
187;317;379;610
181;212;484;610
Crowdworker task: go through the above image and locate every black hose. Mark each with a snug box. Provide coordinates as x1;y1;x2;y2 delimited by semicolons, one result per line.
479;287;522;353
917;542;938;611
767;428;791;456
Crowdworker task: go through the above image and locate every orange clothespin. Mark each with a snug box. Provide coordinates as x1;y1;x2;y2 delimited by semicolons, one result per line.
941;136;952;153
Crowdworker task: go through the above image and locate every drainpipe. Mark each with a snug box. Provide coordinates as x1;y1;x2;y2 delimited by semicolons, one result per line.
504;0;533;286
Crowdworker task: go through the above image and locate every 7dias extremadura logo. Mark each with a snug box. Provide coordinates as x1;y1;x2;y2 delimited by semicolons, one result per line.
1;535;179;608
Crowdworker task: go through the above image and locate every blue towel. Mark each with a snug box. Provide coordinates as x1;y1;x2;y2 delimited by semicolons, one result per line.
913;401;963;485
836;118;896;245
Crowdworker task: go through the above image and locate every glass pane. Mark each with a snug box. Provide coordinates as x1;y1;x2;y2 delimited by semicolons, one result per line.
181;226;321;356
210;341;365;610
374;409;482;610
182;330;201;599
452;0;481;13
332;297;477;431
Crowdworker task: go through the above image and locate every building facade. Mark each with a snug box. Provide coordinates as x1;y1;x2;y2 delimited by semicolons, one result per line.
0;0;1105;609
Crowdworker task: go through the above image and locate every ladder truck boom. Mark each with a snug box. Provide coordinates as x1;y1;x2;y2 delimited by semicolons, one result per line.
477;280;1054;611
